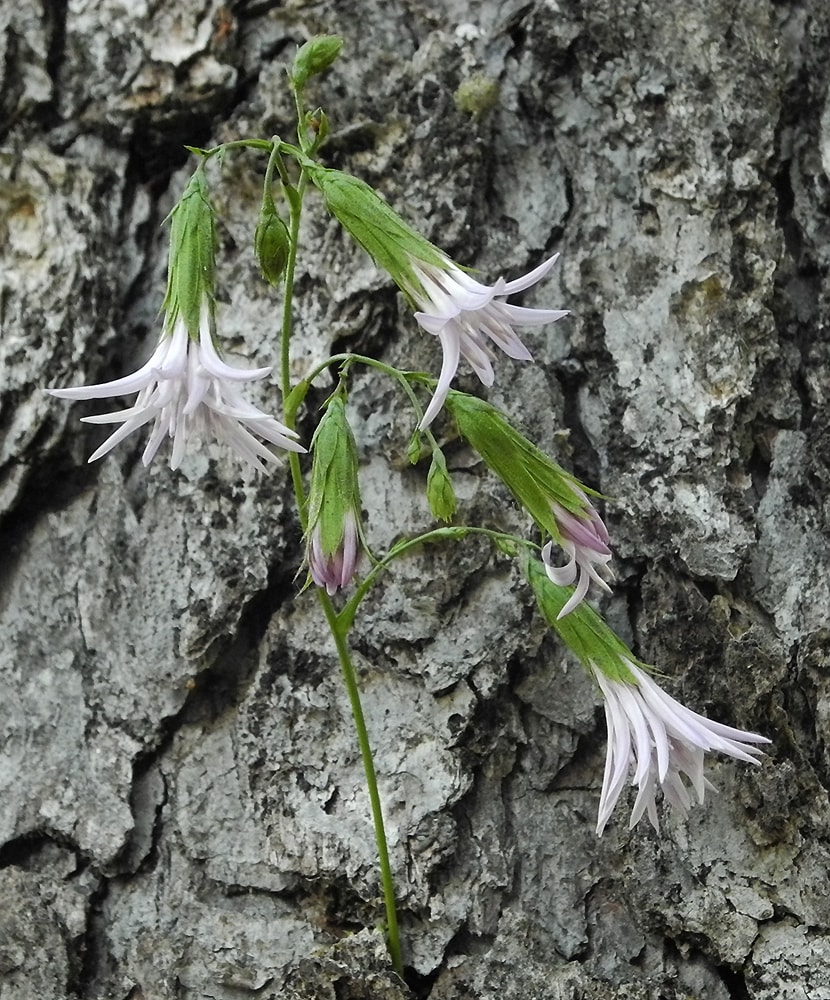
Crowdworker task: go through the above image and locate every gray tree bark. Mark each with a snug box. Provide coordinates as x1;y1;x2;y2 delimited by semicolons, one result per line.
2;1;829;997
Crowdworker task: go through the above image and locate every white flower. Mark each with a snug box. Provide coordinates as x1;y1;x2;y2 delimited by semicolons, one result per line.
593;659;770;835
409;252;569;428
542;486;614;617
48;305;305;470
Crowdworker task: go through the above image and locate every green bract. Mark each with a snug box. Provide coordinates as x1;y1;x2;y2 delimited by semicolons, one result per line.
301;162;447;301
444;391;599;542
523;554;639;684
306;394;362;559
162;166;216;336
292;35;344;90
426;449;456;522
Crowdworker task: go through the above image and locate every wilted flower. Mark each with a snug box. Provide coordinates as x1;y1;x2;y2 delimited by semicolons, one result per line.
409;253;569;428
308;508;361;595
48;304;305;470
542;486;614;618
593;658;770;836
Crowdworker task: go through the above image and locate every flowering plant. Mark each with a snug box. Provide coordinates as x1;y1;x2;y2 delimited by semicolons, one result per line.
46;36;769;978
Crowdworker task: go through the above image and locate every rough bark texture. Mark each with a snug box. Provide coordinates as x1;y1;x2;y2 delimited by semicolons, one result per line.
2;1;830;998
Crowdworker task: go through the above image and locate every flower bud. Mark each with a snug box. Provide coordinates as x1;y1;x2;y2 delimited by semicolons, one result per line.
426;449;456;522
292;35;343;90
305;394;365;594
446;390;613;614
254;189;290;285
443;391;594;540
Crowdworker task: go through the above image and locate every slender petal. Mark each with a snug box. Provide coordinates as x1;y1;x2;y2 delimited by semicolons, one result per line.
543;486;614;617
308;510;362;595
409;252;568;428
593;658;770;835
47;310;304;470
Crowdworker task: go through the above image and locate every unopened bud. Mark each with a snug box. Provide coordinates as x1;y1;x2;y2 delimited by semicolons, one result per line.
254;191;290;285
305;395;365;594
426;450;456;522
292;35;343;89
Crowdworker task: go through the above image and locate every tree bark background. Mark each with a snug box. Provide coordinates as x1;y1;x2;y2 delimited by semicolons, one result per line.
2;1;830;997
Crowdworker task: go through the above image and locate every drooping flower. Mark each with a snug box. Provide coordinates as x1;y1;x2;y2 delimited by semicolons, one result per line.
302;162;568;428
592;658;770;836
48;304;305;470
542;485;614;618
49;162;305;471
304;393;365;594
445;391;613;614
408;252;569;428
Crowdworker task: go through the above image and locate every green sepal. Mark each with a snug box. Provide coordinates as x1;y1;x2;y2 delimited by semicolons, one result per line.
523;553;639;684
300;160;448;303
407;432;424;466
254;187;291;285
162;166;216;336
306;394;362;558
292;35;343;90
426;449;456;522
444;391;601;541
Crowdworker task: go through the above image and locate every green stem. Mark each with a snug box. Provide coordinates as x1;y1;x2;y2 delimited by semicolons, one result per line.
285;352;442;457
278;158;403;976
339;526;539;633
317;590;404;976
281;168;309;518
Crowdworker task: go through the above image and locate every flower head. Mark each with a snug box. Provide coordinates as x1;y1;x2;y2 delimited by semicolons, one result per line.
409;253;569;428
593;658;770;835
48;304;305;470
542;486;614;618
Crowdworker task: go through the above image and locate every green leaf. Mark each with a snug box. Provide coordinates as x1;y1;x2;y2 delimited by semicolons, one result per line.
301;162;447;300
162;167;216;335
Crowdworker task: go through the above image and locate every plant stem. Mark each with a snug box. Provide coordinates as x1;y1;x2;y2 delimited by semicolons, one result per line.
278;156;404;978
317;590;404;977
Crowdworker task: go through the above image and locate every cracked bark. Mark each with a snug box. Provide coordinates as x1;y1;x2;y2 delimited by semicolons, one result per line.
2;1;830;998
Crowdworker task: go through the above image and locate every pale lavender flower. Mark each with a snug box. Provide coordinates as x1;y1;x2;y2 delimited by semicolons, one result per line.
593;658;770;835
409;252;569;429
48;304;305;471
307;509;361;595
542;487;614;618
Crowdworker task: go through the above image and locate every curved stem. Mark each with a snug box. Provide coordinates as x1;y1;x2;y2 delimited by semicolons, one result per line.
286;352;441;457
339;526;539;633
317;590;404;976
